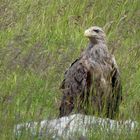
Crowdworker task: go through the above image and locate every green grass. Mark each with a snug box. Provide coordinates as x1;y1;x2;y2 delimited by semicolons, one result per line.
0;0;139;139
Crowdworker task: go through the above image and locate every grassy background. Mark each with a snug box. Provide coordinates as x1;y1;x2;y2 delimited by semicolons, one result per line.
0;0;139;139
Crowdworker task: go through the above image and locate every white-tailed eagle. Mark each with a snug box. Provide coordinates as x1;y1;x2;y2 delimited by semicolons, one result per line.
59;26;122;119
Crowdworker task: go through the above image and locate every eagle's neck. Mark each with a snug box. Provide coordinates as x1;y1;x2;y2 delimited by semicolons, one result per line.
87;42;94;50
84;41;109;59
87;41;107;50
87;40;108;51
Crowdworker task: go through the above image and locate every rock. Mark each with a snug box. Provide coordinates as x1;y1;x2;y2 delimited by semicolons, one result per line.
14;114;138;139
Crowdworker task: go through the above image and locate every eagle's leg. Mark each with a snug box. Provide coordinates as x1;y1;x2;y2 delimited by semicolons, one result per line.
59;95;74;118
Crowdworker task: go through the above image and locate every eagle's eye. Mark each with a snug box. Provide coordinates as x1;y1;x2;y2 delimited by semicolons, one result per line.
93;29;99;33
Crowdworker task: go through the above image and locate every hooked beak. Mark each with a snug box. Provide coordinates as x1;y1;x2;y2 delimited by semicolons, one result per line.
84;28;96;38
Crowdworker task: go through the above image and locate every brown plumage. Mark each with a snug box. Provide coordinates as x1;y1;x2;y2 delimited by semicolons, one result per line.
59;26;122;119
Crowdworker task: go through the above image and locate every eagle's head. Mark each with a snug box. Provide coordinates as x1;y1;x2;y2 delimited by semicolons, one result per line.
84;26;106;44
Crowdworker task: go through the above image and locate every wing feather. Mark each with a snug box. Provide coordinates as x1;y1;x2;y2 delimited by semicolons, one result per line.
59;58;90;117
109;56;122;118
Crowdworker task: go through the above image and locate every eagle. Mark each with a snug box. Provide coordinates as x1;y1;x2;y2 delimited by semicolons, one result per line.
59;26;122;119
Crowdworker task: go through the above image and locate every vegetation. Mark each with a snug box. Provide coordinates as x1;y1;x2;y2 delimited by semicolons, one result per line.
0;0;139;139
